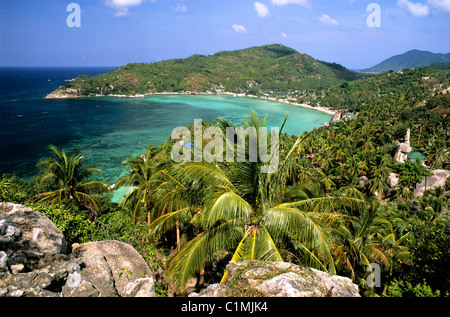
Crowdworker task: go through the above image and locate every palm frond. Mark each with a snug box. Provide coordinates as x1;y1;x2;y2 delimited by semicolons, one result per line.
167;221;243;289
203;190;253;227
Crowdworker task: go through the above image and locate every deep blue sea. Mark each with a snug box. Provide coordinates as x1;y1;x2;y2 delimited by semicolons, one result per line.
0;67;331;184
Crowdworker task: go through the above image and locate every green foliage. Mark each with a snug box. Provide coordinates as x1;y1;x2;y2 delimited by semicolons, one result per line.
404;212;450;293
383;279;441;297
0;174;32;204
394;159;431;189
29;201;95;246
32;145;110;220
426;62;450;72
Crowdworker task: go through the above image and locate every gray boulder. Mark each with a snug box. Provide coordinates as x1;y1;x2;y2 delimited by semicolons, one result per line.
190;261;360;297
414;169;450;198
0;203;156;298
122;278;156;297
69;240;154;297
0;203;66;268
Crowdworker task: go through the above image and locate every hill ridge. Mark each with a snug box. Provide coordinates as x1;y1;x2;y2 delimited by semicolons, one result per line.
47;44;366;98
361;49;450;73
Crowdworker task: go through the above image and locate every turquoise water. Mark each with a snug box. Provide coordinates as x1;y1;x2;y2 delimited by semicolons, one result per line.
61;94;331;183
0;68;331;184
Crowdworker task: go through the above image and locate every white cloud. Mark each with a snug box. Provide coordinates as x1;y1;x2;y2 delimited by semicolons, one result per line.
397;0;431;17
427;0;450;11
254;2;271;17
318;14;339;26
105;0;146;16
281;32;288;38
271;0;311;8
175;3;187;12
231;24;248;33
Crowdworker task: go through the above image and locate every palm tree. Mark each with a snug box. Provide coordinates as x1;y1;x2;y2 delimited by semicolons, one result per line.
149;111;362;290
424;141;449;169
33;145;110;220
333;200;393;281
116;151;158;224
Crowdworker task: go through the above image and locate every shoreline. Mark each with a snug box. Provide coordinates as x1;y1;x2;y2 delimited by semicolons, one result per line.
45;90;337;116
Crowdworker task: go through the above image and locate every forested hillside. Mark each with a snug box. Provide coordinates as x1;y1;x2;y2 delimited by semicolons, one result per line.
48;44;367;97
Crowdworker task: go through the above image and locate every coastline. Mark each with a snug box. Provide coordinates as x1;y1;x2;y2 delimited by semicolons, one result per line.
45;90;337;116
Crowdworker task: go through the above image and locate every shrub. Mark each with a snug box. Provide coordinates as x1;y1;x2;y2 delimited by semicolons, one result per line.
29;202;95;246
0;174;32;204
383;279;441;297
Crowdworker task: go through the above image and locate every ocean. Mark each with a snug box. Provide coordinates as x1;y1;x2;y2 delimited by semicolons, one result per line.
0;67;332;184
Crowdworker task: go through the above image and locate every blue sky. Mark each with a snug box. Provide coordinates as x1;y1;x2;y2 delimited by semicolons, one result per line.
0;0;449;69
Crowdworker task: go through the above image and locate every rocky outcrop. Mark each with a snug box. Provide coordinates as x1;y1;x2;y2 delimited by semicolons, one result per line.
388;173;400;188
394;129;412;163
69;240;154;297
394;143;412;163
0;203;155;297
0;203;66;264
329;110;348;125
189;261;360;298
414;169;450;198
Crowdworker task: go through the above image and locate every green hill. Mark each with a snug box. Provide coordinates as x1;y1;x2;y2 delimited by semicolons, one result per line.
47;44;367;98
306;67;450;112
425;61;450;73
361;50;450;74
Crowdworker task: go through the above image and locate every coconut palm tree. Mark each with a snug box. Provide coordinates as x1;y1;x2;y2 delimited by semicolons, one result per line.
33;145;110;220
116;151;159;224
333;200;393;280
424;141;449;169
149;111;362;290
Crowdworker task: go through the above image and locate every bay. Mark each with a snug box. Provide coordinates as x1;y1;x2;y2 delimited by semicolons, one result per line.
0;67;331;184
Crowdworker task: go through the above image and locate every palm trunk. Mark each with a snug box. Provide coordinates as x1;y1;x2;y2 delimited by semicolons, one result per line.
176;221;180;247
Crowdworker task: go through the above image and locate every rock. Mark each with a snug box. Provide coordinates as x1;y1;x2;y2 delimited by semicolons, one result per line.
71;240;154;297
0;203;67;260
388;173;400;188
0;203;156;298
394;144;410;163
122;278;156;297
329;110;347;124
405;129;411;146
414;170;450;198
10;264;24;274
398;143;412;154
411;200;422;211
359;176;369;187
190;261;360;298
0;251;7;272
